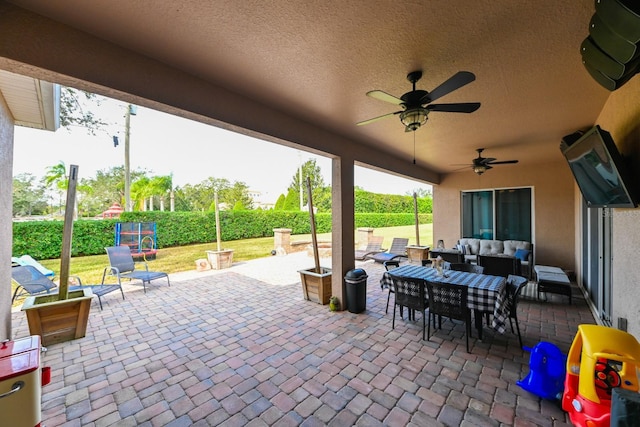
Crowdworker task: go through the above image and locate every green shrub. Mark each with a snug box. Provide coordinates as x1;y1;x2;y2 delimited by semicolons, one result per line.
12;211;432;259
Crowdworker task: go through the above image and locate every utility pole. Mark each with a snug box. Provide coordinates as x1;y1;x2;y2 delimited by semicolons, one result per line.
298;152;303;210
124;104;137;211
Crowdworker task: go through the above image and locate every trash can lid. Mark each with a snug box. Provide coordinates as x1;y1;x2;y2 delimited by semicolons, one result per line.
345;268;367;279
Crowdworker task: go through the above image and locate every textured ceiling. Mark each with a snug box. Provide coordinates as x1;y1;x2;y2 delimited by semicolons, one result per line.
9;0;612;174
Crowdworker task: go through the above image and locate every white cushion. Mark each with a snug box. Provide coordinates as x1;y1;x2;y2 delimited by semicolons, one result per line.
479;240;504;255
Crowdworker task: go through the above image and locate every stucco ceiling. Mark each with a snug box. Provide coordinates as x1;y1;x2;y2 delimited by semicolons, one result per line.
8;0;614;175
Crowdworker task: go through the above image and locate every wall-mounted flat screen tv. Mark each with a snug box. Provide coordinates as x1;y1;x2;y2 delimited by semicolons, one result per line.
560;125;637;208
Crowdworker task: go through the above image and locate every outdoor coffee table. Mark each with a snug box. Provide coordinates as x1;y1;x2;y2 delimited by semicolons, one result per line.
534;265;572;304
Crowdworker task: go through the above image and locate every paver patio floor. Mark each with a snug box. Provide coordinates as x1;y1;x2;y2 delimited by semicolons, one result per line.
11;252;595;426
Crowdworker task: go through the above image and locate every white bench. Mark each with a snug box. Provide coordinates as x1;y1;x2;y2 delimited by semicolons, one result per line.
534;265;572;304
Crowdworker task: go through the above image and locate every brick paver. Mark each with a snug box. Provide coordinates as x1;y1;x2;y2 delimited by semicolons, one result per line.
11;252;592;425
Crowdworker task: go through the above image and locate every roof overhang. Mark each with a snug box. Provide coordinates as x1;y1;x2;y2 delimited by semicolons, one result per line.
0;69;59;131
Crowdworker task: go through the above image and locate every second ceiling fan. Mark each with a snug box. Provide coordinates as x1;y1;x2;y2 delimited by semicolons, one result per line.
357;70;481;132
463;148;519;175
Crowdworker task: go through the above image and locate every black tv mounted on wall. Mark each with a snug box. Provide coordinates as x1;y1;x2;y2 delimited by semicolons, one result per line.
560;125;637;208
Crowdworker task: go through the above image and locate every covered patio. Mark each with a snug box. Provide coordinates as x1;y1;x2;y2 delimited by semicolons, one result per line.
12;254;594;426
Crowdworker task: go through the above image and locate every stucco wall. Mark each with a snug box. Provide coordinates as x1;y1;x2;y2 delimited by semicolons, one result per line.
595;76;640;338
0;91;14;339
433;160;576;270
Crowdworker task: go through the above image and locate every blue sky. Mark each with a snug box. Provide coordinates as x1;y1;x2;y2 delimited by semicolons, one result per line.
13;100;432;204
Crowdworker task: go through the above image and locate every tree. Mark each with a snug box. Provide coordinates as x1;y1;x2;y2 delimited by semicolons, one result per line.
59;87;108;135
288;159;326;208
43;161;68;214
282;188;300;211
221;181;253;210
78;166;147;216
13;174;48;216
273;194;286;210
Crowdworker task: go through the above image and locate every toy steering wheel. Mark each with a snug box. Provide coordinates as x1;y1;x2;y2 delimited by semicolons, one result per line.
594;360;621;394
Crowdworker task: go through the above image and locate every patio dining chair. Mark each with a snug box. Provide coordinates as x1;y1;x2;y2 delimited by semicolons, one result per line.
477;254;521;277
390;275;428;340
426;280;472;352
449;263;484;274
506;274;529;348
382;260;400;314
11;265;124;310
103;246;170;293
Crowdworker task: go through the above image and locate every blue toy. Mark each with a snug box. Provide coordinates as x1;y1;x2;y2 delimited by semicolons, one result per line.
517;341;567;400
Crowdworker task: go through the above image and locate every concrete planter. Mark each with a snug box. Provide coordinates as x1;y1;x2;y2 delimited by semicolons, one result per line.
406;245;430;262
21;289;93;346
206;249;234;270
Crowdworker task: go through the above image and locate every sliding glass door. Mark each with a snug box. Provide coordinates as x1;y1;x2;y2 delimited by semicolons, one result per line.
462;187;532;242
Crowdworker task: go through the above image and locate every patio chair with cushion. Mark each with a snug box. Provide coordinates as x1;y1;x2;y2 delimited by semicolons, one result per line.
430;249;465;264
426;280;472;352
355;235;385;260
11;265;123;310
390;275;428;340
103;246;170;293
366;237;409;263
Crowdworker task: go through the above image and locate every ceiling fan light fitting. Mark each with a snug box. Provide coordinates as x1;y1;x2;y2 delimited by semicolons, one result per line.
400;108;428;131
473;165;487;175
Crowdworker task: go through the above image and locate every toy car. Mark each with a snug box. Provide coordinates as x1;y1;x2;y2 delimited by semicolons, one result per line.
562;324;640;427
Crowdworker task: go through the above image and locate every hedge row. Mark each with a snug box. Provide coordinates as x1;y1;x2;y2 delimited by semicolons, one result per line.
12;211;432;259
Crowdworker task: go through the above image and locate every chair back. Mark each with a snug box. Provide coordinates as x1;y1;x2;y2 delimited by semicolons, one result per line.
11;265;57;291
390;275;427;312
383;260;400;271
364;236;384;252
106;246;136;273
506;274;528;318
388;238;409;256
431;250;464;264
426;280;469;322
478;255;521;277
449;263;484;274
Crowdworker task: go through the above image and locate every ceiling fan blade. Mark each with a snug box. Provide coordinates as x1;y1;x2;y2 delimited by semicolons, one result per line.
366;90;403;105
356;111;401;126
427;71;476;102
481;157;497;164
426;102;481;113
487;160;519;165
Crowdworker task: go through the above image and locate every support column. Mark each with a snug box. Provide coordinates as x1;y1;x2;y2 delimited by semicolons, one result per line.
273;228;292;255
331;155;355;307
0;94;14;339
357;227;375;248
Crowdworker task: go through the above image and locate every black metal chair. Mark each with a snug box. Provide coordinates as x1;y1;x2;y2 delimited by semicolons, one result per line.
477;255;521;277
430;250;464;264
390;275;428;340
426;280;472;352
506;274;529;348
448;263;484;274
382;260;400;314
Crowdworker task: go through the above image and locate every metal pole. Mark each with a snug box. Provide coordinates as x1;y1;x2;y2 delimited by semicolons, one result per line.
124;105;132;211
413;192;420;246
215;191;222;252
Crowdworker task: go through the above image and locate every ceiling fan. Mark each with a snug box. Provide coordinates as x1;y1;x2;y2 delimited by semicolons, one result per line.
463;148;519;175
356;70;481;132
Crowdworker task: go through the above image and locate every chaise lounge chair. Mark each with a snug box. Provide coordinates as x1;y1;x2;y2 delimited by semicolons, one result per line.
366;238;409;263
354;236;385;260
11;265;124;309
12;255;55;278
103;246;170;293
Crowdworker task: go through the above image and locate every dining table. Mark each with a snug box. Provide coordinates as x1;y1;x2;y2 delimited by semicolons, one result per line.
380;264;509;339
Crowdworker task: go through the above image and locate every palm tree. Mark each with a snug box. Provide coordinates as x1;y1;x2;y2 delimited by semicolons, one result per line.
44;161;67;215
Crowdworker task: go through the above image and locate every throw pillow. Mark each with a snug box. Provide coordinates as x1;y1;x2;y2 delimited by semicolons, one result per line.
456;244;467;254
514;248;530;261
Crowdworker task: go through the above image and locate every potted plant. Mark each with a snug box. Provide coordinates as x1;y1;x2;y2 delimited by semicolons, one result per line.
406;192;430;262
299;177;332;304
205;191;234;269
21;165;93;346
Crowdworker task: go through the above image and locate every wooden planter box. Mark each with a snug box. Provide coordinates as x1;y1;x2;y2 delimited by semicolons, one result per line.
21;289;93;346
206;249;234;270
299;267;332;305
406;245;430;262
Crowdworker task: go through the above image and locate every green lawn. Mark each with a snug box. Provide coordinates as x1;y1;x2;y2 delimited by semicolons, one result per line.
13;224;432;306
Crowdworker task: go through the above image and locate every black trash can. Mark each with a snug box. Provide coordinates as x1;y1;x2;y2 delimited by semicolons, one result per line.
345;268;368;313
611;387;640;426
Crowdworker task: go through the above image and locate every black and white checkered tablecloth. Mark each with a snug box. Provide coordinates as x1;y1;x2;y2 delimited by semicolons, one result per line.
380;264;508;333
